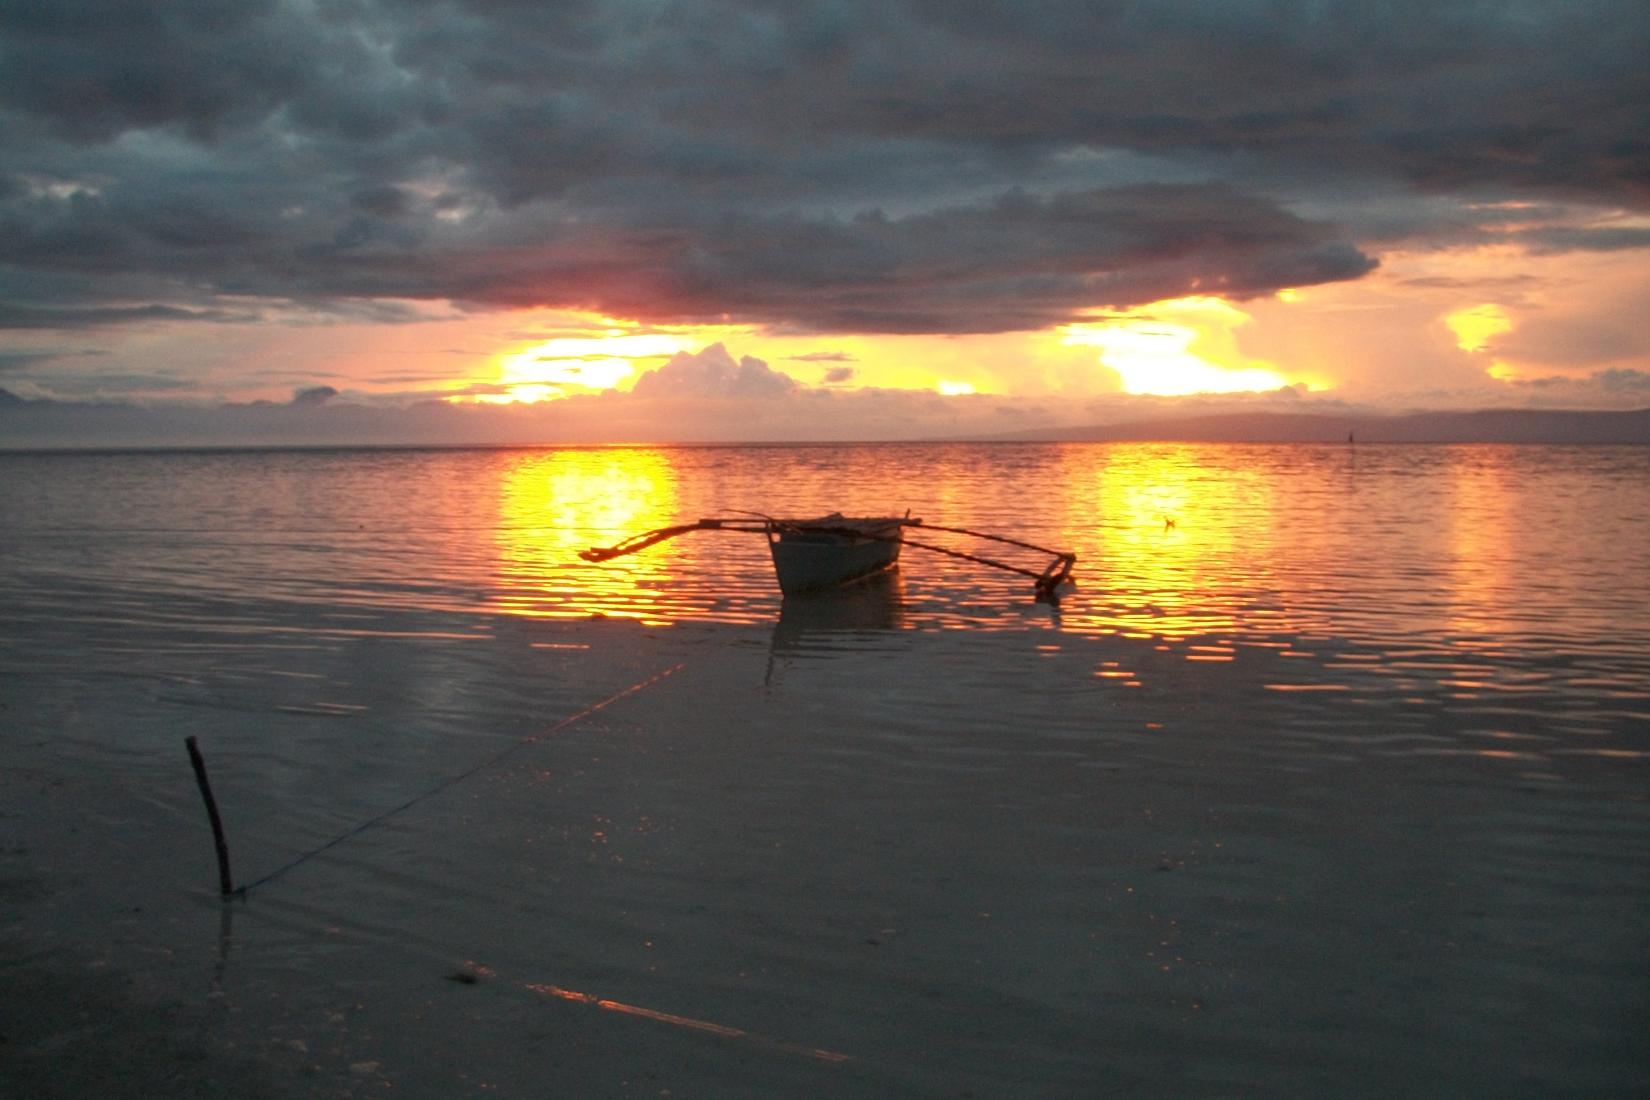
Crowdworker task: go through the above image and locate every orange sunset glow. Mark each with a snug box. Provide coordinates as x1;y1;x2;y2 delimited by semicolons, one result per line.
437;294;1319;415
1060;296;1301;396
465;327;693;404
1;1;1642;451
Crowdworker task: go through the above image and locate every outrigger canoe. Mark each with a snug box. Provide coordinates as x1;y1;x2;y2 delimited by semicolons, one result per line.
580;513;1075;598
766;514;909;595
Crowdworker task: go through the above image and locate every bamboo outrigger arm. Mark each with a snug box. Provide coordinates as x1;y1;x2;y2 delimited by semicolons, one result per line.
896;533;1075;598
578;515;842;563
577;519;748;562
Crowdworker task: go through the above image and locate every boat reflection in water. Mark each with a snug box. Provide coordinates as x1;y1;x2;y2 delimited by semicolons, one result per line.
771;568;907;655
766;569;909;683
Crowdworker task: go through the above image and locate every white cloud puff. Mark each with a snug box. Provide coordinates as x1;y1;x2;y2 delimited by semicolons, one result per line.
629;343;798;397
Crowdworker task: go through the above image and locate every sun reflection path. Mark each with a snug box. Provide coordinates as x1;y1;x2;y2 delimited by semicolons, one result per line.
1054;443;1283;641
494;449;679;623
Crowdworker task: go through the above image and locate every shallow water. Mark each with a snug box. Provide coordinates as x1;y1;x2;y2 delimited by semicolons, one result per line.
2;443;1647;1096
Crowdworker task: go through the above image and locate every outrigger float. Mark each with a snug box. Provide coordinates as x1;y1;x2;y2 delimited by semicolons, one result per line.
580;513;1075;598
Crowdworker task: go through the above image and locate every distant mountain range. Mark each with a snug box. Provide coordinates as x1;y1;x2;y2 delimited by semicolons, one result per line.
2;385;1646;448
988;407;1650;444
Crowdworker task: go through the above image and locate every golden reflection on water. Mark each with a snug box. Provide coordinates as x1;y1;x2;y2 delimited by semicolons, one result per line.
493;448;678;623
1440;451;1517;645
483;442;1304;636
474;442;1647;662
1057;443;1275;640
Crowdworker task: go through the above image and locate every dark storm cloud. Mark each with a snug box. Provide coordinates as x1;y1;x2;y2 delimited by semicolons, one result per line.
1595;368;1650;393
0;1;1644;338
0;348;61;371
584;184;1379;333
291;384;339;406
1519;226;1650;254
0;0;432;144
0;301;253;329
787;352;856;363
27;370;192;396
846;1;1650;206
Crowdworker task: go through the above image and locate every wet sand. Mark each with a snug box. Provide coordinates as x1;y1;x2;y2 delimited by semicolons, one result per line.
4;603;1647;1098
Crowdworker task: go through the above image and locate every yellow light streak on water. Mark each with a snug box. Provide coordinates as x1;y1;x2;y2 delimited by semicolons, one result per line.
493;448;679;624
1055;443;1274;639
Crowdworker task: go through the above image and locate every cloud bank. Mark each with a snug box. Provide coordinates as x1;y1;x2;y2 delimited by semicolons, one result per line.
5;349;1645;450
1;1;1645;422
5;2;1644;327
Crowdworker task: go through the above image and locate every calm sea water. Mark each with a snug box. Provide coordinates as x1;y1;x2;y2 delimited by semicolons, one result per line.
2;443;1647;1096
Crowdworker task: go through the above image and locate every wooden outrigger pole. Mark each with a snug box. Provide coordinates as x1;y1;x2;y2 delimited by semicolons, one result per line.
897;521;1076;597
580;515;1075;599
577;516;773;562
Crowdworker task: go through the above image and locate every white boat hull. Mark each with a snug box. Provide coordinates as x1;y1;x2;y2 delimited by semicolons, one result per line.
767;516;906;595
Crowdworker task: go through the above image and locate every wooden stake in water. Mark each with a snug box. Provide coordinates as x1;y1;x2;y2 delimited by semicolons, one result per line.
184;736;235;897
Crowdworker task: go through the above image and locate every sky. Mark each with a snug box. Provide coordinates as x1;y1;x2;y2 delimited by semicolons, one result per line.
1;0;1648;445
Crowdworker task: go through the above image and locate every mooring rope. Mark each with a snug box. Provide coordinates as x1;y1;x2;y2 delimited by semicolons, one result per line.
233;664;684;895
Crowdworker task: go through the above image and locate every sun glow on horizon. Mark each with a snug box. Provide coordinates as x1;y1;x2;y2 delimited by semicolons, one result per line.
459;326;702;404
1060;297;1294;396
1446;304;1513;353
1445;302;1519;380
431;294;1329;412
490;333;663;401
